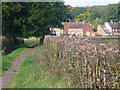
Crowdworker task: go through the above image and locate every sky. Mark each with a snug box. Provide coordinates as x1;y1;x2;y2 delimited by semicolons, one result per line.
64;0;120;7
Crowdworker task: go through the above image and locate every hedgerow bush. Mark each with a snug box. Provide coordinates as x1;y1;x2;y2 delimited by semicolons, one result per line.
2;37;24;54
41;36;120;88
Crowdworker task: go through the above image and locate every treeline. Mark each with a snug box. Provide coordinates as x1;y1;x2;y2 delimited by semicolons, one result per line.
68;4;119;30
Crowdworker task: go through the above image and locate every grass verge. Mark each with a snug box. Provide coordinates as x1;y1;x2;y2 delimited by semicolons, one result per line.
6;46;67;88
1;37;40;75
1;48;26;74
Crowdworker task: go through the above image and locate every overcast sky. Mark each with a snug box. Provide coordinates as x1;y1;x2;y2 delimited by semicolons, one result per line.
64;0;119;7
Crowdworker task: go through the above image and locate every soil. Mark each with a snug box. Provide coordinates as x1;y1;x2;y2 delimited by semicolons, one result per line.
0;48;34;88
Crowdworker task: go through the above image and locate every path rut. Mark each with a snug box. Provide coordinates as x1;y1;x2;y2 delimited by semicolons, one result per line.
0;48;34;88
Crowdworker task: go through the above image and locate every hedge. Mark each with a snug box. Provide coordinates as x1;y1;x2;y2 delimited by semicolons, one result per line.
41;36;120;88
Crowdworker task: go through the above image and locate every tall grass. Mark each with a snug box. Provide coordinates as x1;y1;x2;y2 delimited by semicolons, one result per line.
6;46;67;88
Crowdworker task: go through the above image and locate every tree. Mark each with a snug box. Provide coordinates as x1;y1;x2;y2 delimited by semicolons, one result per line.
86;6;106;18
28;2;72;38
2;2;31;39
104;4;119;22
2;2;71;40
93;18;103;30
70;7;86;17
69;7;86;21
76;12;93;22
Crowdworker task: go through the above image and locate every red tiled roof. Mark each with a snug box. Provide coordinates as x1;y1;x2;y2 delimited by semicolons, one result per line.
82;22;94;33
100;25;106;28
63;23;71;33
64;23;71;30
69;22;83;29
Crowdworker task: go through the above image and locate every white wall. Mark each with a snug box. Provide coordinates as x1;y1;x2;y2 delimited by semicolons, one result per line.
105;22;112;33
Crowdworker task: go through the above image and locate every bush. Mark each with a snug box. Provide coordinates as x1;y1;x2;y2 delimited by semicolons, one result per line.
2;37;24;54
41;35;120;88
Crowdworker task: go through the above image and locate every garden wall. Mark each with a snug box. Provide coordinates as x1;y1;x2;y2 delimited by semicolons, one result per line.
42;36;120;88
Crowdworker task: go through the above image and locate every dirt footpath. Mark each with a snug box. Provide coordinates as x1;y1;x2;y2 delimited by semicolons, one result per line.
1;48;34;88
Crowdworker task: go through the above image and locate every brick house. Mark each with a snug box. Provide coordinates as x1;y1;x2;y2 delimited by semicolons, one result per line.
50;22;94;36
97;22;120;35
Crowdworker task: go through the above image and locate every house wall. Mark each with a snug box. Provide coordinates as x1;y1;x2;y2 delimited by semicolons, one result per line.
51;30;63;35
68;29;83;36
112;29;120;33
105;22;112;33
97;25;106;35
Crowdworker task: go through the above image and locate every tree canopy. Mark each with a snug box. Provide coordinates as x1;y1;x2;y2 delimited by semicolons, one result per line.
103;4;119;22
2;2;71;39
76;12;93;22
